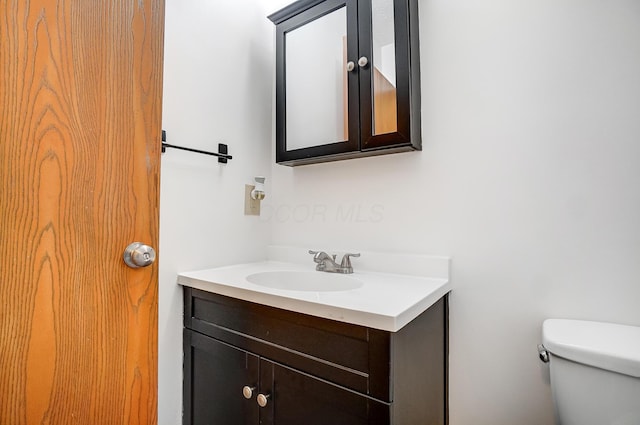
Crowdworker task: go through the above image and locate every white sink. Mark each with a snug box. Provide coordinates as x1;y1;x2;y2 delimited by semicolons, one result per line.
246;271;364;292
178;250;451;331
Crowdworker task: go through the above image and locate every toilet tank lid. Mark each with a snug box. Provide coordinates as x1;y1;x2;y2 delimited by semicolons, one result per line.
542;319;640;378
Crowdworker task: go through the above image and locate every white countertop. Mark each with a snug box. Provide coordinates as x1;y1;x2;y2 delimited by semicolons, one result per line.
177;247;451;332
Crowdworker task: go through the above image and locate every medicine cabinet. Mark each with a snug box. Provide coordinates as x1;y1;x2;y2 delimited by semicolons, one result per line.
269;0;421;166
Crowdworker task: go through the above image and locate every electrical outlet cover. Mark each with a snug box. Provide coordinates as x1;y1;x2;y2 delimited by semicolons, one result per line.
244;184;260;216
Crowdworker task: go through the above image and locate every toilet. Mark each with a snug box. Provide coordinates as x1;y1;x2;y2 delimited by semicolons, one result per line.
541;319;640;425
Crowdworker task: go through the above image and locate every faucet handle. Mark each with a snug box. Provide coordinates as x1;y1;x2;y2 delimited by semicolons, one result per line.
308;250;336;263
340;253;360;268
308;250;320;263
309;250;336;260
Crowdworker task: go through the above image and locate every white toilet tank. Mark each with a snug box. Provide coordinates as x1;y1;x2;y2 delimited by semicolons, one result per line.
542;319;640;425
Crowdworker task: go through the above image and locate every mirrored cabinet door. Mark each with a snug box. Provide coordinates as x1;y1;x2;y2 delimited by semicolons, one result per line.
358;0;419;150
274;0;359;164
285;6;348;149
371;0;397;136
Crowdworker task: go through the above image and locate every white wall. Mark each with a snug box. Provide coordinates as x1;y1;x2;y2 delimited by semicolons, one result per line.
160;0;640;424
268;0;640;424
159;1;277;423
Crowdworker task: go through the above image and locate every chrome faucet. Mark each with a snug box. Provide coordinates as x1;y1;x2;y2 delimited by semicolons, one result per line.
308;250;360;274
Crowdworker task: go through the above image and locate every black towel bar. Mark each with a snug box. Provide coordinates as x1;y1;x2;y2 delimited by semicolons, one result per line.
161;130;232;163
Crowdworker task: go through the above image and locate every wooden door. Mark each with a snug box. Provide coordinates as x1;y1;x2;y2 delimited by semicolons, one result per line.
0;1;164;424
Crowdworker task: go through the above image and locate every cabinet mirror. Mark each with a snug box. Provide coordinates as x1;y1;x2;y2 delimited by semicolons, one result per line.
371;0;397;136
286;6;348;150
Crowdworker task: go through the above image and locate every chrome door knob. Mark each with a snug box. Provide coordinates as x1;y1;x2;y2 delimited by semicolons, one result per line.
346;61;355;72
123;242;156;268
357;56;369;67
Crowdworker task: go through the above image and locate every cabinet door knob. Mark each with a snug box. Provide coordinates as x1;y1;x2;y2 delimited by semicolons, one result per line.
242;386;256;399
357;56;369;68
346;61;355;72
257;393;271;408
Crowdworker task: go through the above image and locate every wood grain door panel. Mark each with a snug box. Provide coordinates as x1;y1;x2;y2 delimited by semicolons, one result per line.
0;1;164;423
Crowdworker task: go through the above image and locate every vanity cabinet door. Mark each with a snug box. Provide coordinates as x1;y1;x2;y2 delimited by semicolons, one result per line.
184;330;260;425
267;361;390;425
185;330;390;425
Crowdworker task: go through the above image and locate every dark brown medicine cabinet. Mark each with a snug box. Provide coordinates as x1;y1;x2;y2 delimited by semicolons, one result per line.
269;0;421;166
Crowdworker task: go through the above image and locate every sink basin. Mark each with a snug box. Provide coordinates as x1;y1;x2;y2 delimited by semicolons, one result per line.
246;271;363;292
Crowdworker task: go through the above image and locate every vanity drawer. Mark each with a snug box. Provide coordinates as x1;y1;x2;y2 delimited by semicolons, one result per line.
184;287;392;400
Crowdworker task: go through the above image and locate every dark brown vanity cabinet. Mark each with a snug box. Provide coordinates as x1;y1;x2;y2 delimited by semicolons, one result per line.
269;0;421;166
183;287;448;425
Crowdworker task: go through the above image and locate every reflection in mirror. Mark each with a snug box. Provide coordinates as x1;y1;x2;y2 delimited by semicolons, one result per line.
285;7;348;151
371;0;397;135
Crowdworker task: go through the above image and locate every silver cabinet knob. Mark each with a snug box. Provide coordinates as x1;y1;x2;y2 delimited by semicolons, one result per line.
242;386;256;399
358;56;369;67
346;61;355;72
257;393;270;408
123;242;156;268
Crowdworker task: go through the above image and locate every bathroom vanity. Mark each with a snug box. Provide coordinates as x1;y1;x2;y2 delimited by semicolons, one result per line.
179;250;450;425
